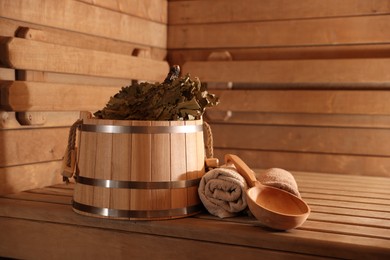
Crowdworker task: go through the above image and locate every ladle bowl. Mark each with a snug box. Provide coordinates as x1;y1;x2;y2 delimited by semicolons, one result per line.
225;154;310;230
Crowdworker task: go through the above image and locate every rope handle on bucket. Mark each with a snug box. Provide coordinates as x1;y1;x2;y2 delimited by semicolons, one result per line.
61;119;83;183
203;121;219;170
61;119;216;183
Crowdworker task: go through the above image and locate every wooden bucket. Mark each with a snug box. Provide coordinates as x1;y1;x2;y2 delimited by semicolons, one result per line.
72;113;205;220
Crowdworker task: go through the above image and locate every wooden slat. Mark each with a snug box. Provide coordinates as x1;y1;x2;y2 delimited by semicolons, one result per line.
213;149;390;177
0;161;63;195
205;111;390;129
169;0;390;25
0;111;79;129
0;218;323;260
17;70;131;86
293;171;390;186
0;81;121;111
169;15;390;48
1;186;389;259
0;0;167;48
78;0;168;24
0;127;68;167
169;43;390;68
0;67;14;80
0;37;169;81
183;59;390;85
210;123;390;156
0;18;167;60
208;89;390;115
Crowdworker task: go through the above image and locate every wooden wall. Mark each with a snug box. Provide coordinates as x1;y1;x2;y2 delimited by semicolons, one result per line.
1;0;390;196
0;0;169;194
169;0;390;177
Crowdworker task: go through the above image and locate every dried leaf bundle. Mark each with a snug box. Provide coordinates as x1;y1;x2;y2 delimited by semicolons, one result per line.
94;66;219;120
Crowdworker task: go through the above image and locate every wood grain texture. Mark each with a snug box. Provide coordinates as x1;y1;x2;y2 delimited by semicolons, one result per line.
182;59;390;85
169;0;390;24
0;0;167;48
169;15;390;49
16;70;131;86
168;43;390;68
78;0;168;24
0;111;79;129
1;174;390;259
0;18;167;60
213;149;390;177
209;89;390;115
110;120;132;210
1;37;169;81
0;68;14;80
0;127;69;167
0;81;120;111
205;111;390;129
210;123;390;156
151;120;171;210
170;120;188;209
0;161;63;195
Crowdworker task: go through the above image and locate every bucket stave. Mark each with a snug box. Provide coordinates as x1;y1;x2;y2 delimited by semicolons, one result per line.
73;113;205;220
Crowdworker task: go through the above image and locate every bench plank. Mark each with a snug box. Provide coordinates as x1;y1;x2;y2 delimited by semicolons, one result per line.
1;172;389;259
1;37;169;82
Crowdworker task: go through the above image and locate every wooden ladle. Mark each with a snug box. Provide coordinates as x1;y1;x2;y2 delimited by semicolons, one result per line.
225;154;310;230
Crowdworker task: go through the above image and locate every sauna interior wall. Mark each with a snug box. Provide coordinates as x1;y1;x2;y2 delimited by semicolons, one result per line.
0;0;168;195
169;0;390;178
1;0;390;195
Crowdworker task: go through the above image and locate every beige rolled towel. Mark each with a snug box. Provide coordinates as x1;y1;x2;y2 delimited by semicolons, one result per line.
198;166;248;218
257;168;301;197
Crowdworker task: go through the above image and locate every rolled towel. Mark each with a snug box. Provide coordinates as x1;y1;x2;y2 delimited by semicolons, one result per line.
198;166;248;218
257;168;301;197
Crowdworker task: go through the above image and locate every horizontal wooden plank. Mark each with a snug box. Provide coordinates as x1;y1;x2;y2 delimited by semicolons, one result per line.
213;149;390;177
0;81;120;111
0;17;167;60
169;15;390;48
0;161;63;195
293;170;390;186
0;218;325;260
169;0;390;25
205;111;390;129
0;111;79;129
1;196;389;259
0;199;386;257
17;70;131;86
168;43;390;67
309;204;390;220
210;123;390;156
0;37;169;81
208;90;390;115
183;59;390;85
0;0;167;48
0;67;14;80
0;127;68;167
78;0;168;24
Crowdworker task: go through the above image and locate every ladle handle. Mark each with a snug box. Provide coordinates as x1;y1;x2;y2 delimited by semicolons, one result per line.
225;154;258;188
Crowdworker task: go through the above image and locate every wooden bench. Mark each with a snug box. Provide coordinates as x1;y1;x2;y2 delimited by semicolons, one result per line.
1;171;389;259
